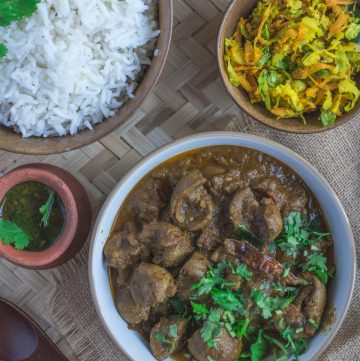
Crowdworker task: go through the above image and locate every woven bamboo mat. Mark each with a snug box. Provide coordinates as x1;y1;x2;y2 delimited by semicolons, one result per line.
0;0;235;357
0;0;359;360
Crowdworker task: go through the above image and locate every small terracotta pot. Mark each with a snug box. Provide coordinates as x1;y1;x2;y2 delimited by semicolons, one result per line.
0;164;92;269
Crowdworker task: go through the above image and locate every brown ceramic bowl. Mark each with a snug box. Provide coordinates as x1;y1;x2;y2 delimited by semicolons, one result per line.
0;0;173;155
0;164;92;269
217;0;360;133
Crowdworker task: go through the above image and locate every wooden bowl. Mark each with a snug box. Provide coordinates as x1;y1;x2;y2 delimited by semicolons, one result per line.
0;0;173;155
217;0;360;133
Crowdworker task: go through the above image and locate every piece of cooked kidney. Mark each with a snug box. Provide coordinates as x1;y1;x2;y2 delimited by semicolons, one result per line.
128;263;176;307
150;317;187;360
177;251;211;299
140;222;193;268
170;170;214;231
188;327;242;361
114;286;150;325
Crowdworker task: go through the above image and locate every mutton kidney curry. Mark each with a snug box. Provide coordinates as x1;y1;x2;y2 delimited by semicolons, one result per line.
104;146;334;361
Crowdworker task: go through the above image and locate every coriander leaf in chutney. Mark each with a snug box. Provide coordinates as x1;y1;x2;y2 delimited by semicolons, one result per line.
0;181;65;252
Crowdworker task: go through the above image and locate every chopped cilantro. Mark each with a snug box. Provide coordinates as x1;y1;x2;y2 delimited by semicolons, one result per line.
39;191;55;227
0;0;41;27
0;43;7;58
224;322;236;337
308;318;319;329
191;301;209;320
0;0;41;58
234;318;250;339
250;329;266;361
300;253;332;283
0;219;31;250
276;211;303;258
276;211;330;260
231;262;253;281
154;332;174;349
252;290;273;319
275;211;332;284
200;308;222;348
281;326;308;361
251;290;296;319
223;310;235;324
211;288;245;314
191;261;232;296
302;253;327;272
208;308;222;323
264;334;288;356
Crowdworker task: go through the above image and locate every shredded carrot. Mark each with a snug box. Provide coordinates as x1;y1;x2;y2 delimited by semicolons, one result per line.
280;29;298;44
292;64;334;80
328;12;349;39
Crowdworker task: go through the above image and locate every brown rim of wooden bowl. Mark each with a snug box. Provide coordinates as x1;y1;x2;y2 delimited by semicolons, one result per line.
0;0;173;155
217;0;360;134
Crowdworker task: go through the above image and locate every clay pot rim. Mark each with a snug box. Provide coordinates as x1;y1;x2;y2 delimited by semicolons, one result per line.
0;164;78;268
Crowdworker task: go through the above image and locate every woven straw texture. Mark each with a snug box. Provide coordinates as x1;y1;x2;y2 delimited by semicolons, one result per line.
0;1;359;360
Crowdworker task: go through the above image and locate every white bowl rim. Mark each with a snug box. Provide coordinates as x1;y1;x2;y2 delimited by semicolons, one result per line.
89;131;356;361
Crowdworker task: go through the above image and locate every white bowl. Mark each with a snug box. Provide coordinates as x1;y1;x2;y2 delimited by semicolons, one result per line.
89;132;356;361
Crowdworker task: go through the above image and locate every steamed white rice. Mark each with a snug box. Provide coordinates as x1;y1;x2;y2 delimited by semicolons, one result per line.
0;0;159;137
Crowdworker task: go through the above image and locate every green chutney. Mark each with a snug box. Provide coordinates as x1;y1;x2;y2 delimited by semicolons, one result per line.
1;181;65;251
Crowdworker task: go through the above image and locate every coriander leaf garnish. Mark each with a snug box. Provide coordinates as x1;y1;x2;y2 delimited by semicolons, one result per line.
301;253;327;272
211;288;245;314
191;301;209;320
264;334;288;356
281;326;308;361
0;0;41;58
0;219;31;250
0;43;7;58
191;261;233;296
39;191;55;227
308;318;319;329
168;324;177;338
251;290;273;319
276;211;303;258
0;0;41;27
251;289;296;319
275;211;332;283
200;308;222;348
234;318;250;339
208;308;222;323
300;253;332;284
154;332;174;349
250;329;266;361
231;262;253;281
276;211;331;259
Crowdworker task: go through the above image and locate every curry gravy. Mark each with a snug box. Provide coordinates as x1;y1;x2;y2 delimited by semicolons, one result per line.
106;145;334;361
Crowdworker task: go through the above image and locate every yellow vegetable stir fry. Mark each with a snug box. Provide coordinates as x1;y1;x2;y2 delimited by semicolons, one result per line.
224;0;360;126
